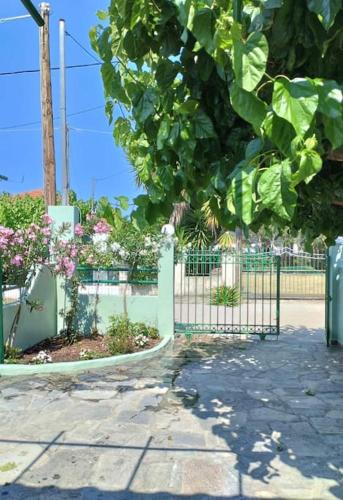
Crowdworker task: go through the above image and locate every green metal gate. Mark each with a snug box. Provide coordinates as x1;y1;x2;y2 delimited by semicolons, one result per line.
174;249;280;338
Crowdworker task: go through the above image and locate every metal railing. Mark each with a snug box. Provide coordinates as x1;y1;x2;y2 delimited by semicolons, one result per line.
241;248;325;299
77;266;158;286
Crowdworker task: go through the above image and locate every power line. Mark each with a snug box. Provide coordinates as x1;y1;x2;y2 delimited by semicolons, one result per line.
69;127;112;135
0;126;113;136
0;105;105;130
0;14;31;23
0;61;101;77
65;30;101;64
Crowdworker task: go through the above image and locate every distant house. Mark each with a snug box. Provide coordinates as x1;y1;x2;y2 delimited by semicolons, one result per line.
17;189;43;199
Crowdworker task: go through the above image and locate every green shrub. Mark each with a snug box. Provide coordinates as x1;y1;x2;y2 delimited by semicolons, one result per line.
211;285;240;307
4;345;22;362
131;322;159;339
79;349;104;360
106;315;159;355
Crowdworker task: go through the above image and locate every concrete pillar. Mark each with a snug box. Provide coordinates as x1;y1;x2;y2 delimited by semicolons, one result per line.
328;242;343;345
221;252;235;287
158;238;174;338
48;206;80;334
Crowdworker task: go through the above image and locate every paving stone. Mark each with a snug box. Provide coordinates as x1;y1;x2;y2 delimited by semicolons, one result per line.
249;407;298;422
310;417;343;434
0;325;342;499
181;457;239;496
69;390;116;401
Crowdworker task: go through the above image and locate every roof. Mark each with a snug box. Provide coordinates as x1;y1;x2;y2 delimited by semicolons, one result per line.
16;189;44;199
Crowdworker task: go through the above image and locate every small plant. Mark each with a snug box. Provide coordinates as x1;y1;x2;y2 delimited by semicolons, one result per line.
26;299;44;313
107;315;135;355
31;350;52;364
106;315;159;355
211;285;240;307
304;388;316;396
79;349;101;360
4;345;22;364
134;333;149;348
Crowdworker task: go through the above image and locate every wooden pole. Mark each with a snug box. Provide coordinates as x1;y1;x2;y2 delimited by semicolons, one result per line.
40;3;56;207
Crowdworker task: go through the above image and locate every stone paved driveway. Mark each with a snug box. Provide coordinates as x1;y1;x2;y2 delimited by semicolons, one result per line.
0;326;342;499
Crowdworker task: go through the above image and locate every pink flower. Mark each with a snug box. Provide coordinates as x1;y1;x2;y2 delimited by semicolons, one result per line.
74;223;84;237
0;227;14;236
10;255;23;267
70;246;78;258
60;256;76;279
0;237;8;249
93;220;111;234
42;214;53;225
13;236;24;245
42;227;51;236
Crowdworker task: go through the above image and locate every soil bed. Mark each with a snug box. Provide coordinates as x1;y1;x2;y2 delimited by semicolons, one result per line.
11;334;160;364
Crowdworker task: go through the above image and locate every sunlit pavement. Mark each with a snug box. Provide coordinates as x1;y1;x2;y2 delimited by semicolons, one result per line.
0;303;342;499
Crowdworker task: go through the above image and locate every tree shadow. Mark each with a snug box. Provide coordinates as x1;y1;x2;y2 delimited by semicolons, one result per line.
0;327;342;498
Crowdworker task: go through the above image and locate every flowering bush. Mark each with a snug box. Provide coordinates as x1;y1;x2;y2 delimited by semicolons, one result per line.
1;214;52;286
31;350;52;364
2;210;163;346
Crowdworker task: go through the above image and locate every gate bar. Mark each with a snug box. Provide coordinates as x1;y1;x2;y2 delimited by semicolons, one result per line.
276;255;281;336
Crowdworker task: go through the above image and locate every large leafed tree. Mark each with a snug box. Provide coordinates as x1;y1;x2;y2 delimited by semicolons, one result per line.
90;0;343;242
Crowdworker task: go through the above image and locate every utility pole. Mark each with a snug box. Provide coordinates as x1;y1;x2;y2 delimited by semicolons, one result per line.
40;2;56;207
59;18;69;205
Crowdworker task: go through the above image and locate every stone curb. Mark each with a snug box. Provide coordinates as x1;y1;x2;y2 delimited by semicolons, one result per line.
0;335;173;377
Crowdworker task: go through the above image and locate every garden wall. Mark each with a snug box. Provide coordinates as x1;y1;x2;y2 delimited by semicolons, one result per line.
2;208;175;351
3;265;56;351
75;294;159;335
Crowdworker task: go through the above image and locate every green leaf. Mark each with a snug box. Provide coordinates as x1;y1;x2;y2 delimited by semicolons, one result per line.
258;160;297;220
262;112;296;156
96;10;108;20
115;196;129;211
113;117;131;146
101;63;129;104
307;0;341;30
193;110;216;139
91;27;112;62
105;101;113;125
261;0;284;7
177;100;199;115
233;32;269;91
315;79;343;119
323;115;343;149
230;82;267;133
188;8;215;54
123;27;149;60
227;161;257;225
157;118;171;150
272;77;319;136
133;88;159;123
245;138;263;160
293;149;323;185
156;60;180;89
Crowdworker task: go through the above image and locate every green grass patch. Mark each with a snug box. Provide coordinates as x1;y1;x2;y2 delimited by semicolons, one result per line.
0;462;17;472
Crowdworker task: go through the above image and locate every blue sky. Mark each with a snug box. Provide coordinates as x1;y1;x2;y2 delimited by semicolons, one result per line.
0;0;140;203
